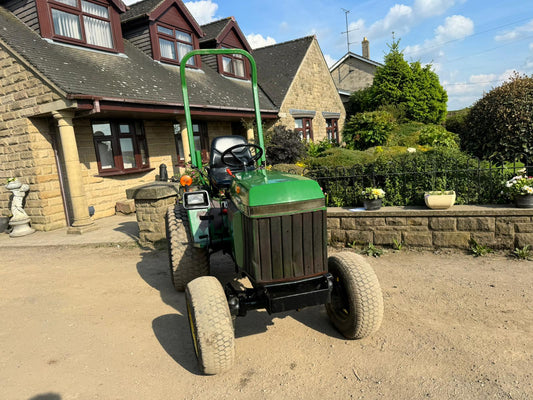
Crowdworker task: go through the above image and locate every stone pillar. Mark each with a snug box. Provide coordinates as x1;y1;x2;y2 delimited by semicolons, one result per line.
246;126;255;143
52;111;95;233
179;119;191;164
126;182;181;246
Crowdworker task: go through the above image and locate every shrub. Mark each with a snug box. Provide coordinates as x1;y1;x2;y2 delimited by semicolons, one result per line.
270;163;305;175
343;111;396;150
305;147;374;169
446;108;470;137
306;138;337;157
463;73;533;161
305;147;512;207
418;125;459;148
264;125;305;165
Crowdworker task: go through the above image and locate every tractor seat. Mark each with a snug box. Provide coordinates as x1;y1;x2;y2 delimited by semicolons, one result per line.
208;136;253;189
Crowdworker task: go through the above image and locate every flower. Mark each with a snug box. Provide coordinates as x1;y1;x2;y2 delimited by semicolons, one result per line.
503;172;533;199
407;147;416;153
361;187;385;200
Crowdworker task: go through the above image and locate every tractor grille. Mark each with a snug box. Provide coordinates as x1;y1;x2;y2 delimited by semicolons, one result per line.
242;210;328;283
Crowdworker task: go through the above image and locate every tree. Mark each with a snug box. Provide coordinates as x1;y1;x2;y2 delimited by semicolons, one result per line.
264;125;305;165
462;73;533;161
348;38;448;124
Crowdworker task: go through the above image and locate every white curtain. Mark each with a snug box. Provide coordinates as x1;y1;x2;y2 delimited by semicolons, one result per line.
52;9;82;40
234;59;245;77
81;0;108;18
177;42;194;65
159;38;176;59
55;0;77;7
83;16;113;48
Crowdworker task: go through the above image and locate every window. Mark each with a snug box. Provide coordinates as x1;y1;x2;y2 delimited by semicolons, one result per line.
48;0;115;50
326;118;339;143
173;122;209;166
92;121;150;175
220;47;246;79
156;24;195;66
295;118;313;142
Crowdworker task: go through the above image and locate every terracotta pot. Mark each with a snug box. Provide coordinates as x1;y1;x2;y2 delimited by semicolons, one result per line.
514;194;533;208
364;198;382;210
424;191;456;210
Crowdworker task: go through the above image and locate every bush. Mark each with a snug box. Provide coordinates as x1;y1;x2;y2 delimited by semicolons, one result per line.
265;125;305;165
305;147;512;207
388;121;425;147
445;108;470;137
306;138;337;157
343;111;397;150
305;147;374;169
418;125;459;148
463;73;533;161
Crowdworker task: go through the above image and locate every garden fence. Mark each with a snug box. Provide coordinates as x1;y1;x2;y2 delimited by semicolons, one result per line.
296;155;532;207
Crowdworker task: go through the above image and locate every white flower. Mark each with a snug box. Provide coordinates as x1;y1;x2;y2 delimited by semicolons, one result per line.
407;147;416;153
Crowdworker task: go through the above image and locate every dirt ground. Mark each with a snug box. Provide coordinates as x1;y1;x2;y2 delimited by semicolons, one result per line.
1;245;532;400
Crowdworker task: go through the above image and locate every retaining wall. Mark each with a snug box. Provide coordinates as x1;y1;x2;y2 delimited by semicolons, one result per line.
327;205;533;250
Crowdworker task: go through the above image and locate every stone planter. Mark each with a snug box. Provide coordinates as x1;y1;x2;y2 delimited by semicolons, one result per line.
424;191;456;210
514;194;533;208
363;198;382;211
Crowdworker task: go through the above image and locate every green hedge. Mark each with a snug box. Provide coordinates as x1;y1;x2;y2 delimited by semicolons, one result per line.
304;147;516;207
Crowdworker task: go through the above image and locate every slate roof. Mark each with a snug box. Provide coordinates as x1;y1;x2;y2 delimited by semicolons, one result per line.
120;0;165;23
199;18;232;44
0;6;277;113
253;36;314;107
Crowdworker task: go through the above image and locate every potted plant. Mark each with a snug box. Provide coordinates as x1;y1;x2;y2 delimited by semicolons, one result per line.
503;169;533;208
424;190;456;209
361;187;385;210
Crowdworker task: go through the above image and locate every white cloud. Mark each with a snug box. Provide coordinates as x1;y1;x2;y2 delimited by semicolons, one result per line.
323;54;336;67
435;15;474;42
404;15;474;58
414;0;455;18
495;19;533;42
184;1;218;24
246;33;276;49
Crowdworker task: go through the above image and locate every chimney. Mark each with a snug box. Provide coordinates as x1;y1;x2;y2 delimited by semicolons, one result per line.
362;37;369;59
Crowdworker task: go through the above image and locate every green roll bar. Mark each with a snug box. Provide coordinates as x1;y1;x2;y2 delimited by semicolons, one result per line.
179;49;266;169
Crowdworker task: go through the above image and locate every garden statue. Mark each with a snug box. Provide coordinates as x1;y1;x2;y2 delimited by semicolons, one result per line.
5;178;35;237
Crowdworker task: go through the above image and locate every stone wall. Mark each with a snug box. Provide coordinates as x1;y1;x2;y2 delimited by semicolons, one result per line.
0;48;65;230
277;39;346;141
327;205;533;250
330;57;378;93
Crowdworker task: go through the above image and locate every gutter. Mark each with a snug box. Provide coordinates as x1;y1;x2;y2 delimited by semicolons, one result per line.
66;94;279;115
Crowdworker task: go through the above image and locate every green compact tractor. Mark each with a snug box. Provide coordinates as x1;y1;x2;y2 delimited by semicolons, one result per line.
166;49;383;375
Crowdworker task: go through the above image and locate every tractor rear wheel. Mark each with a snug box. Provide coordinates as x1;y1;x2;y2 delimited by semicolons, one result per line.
186;276;235;375
326;252;383;339
166;205;209;291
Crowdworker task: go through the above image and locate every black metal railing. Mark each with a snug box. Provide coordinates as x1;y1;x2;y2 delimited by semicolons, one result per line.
287;155;532;207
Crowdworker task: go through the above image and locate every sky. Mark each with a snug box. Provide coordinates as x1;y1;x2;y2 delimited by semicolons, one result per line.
123;0;533;111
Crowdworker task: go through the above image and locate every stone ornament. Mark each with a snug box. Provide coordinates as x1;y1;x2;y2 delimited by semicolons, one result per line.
5;178;35;237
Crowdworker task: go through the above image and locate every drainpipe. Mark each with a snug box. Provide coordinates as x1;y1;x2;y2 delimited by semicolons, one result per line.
50;131;71;227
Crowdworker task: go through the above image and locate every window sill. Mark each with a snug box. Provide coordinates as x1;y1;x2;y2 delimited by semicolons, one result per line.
96;167;154;177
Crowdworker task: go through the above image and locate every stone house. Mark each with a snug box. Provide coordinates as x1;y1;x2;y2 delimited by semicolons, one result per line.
254;36;345;143
0;0;344;232
329;38;382;104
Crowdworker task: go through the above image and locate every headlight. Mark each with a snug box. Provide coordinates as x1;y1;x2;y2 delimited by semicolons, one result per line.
183;190;209;209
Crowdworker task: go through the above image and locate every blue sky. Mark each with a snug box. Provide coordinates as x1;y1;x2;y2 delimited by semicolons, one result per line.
124;0;533;111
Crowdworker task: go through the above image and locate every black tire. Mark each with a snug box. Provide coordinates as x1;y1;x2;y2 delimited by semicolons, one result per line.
326;252;384;339
186;276;235;375
166;205;209;292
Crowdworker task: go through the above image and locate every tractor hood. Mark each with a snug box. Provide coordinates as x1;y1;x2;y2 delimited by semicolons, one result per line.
230;169;325;217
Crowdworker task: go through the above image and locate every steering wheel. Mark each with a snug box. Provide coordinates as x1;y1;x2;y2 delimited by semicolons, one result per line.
220;143;263;168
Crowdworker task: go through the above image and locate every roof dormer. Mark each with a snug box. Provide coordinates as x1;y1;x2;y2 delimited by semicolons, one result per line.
121;0;204;68
36;0;126;53
200;17;252;80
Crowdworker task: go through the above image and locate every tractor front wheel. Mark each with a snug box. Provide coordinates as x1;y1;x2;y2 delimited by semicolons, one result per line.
166;205;209;291
186;276;235;375
326;252;384;339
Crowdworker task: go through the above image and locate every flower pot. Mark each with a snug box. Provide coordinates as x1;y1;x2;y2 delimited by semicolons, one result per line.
364;198;382;210
424;191;456;210
514;194;533;208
